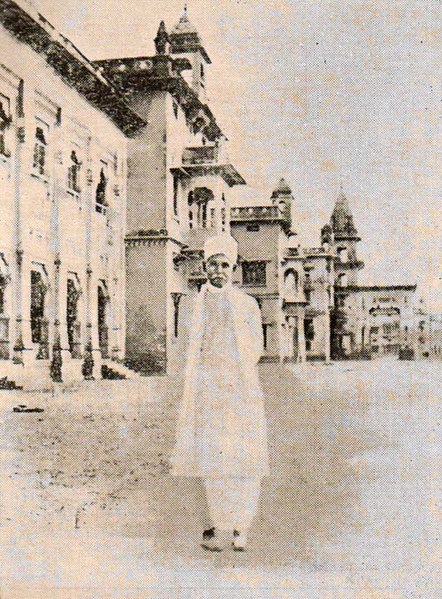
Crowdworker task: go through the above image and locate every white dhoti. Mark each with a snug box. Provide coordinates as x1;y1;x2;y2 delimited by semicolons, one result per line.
204;477;262;532
172;281;270;536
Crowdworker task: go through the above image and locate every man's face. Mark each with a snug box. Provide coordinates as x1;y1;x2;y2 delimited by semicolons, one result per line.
206;253;234;288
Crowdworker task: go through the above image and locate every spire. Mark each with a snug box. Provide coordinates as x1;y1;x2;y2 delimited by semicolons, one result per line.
170;7;212;63
172;6;198;35
155;21;170;55
330;187;358;238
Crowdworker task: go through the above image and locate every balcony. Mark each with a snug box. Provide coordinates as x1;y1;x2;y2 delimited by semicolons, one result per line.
283;291;307;306
171;146;246;187
182;145;219;165
230;206;283;222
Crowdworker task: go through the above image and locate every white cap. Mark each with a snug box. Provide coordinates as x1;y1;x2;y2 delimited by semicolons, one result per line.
203;233;238;265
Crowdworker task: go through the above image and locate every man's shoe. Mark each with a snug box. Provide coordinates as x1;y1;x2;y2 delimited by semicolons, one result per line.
201;527;223;552
232;529;247;551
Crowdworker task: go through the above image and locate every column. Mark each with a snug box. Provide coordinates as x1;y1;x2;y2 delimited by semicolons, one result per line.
11;80;27;364
81;137;97;379
49;113;64;382
298;315;306;363
323;312;331;363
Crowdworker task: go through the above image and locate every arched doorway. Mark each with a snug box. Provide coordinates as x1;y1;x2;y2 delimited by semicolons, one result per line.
30;268;49;359
98;282;110;359
67;277;82;358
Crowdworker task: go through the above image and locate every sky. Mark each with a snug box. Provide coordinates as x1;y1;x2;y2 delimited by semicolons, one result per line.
33;0;441;310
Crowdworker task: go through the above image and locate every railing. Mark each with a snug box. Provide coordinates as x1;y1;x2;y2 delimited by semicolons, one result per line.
0;316;9;359
231;206;281;220
182;145;219;165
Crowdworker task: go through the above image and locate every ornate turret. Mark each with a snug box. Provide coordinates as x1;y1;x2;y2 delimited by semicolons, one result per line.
328;187;364;287
321;223;333;246
330;187;360;241
271;178;293;235
169;7;211;99
154;21;170;55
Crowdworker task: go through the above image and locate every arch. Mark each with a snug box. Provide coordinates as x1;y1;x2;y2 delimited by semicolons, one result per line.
284;269;299;294
337;246;348;263
337;273;348;287
193;187;214;229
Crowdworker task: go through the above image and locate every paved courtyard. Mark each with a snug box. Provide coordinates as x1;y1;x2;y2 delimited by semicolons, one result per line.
0;360;441;598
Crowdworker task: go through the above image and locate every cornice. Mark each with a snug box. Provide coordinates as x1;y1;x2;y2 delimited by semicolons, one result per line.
0;0;145;136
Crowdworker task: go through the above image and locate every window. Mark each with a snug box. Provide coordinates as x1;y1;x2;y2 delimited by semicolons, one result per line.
221;207;226;231
200;201;207;228
33;120;49;176
0;96;11;158
247;224;260;232
383;323;399;336
304;319;314;342
30;270;47;344
67;150;81;193
338;247;348;263
210;208;215;228
242;261;266;286
284;270;299;294
95;166;108;214
200;63;205;79
173;101;179;119
189;210;193;229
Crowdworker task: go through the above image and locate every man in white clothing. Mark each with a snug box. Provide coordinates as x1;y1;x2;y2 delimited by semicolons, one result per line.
171;233;269;552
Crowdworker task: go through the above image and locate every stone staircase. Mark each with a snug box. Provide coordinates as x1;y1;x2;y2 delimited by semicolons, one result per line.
0;356;144;392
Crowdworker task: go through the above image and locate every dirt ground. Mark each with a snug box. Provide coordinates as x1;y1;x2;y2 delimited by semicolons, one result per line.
0;360;441;598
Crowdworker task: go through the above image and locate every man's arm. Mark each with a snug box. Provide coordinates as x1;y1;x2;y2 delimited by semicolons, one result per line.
245;296;264;365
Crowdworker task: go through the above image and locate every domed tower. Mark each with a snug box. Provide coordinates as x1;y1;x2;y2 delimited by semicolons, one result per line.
169;6;211;101
271;178;293;235
329;187;364;287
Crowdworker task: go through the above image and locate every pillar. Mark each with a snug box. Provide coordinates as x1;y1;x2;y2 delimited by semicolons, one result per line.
11;80;25;364
49;113;65;382
298;315;306;363
81;137;100;379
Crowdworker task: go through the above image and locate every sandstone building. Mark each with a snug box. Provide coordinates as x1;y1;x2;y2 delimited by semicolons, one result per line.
0;0;144;386
0;2;435;387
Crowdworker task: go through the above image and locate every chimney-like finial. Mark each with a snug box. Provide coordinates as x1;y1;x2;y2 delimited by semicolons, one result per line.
155;20;171;55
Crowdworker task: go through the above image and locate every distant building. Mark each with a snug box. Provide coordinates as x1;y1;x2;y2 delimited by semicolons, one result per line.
231;181;420;364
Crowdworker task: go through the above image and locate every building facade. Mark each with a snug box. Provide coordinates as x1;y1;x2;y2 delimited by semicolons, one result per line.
1;2;437;387
0;0;144;386
95;10;246;375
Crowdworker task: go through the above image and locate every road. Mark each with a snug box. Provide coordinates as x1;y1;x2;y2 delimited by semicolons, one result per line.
0;360;441;598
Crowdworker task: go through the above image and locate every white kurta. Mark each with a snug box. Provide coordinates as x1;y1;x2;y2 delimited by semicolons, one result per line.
171;282;269;479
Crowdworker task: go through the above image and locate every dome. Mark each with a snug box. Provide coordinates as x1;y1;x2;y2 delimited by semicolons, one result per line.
271;178;292;198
